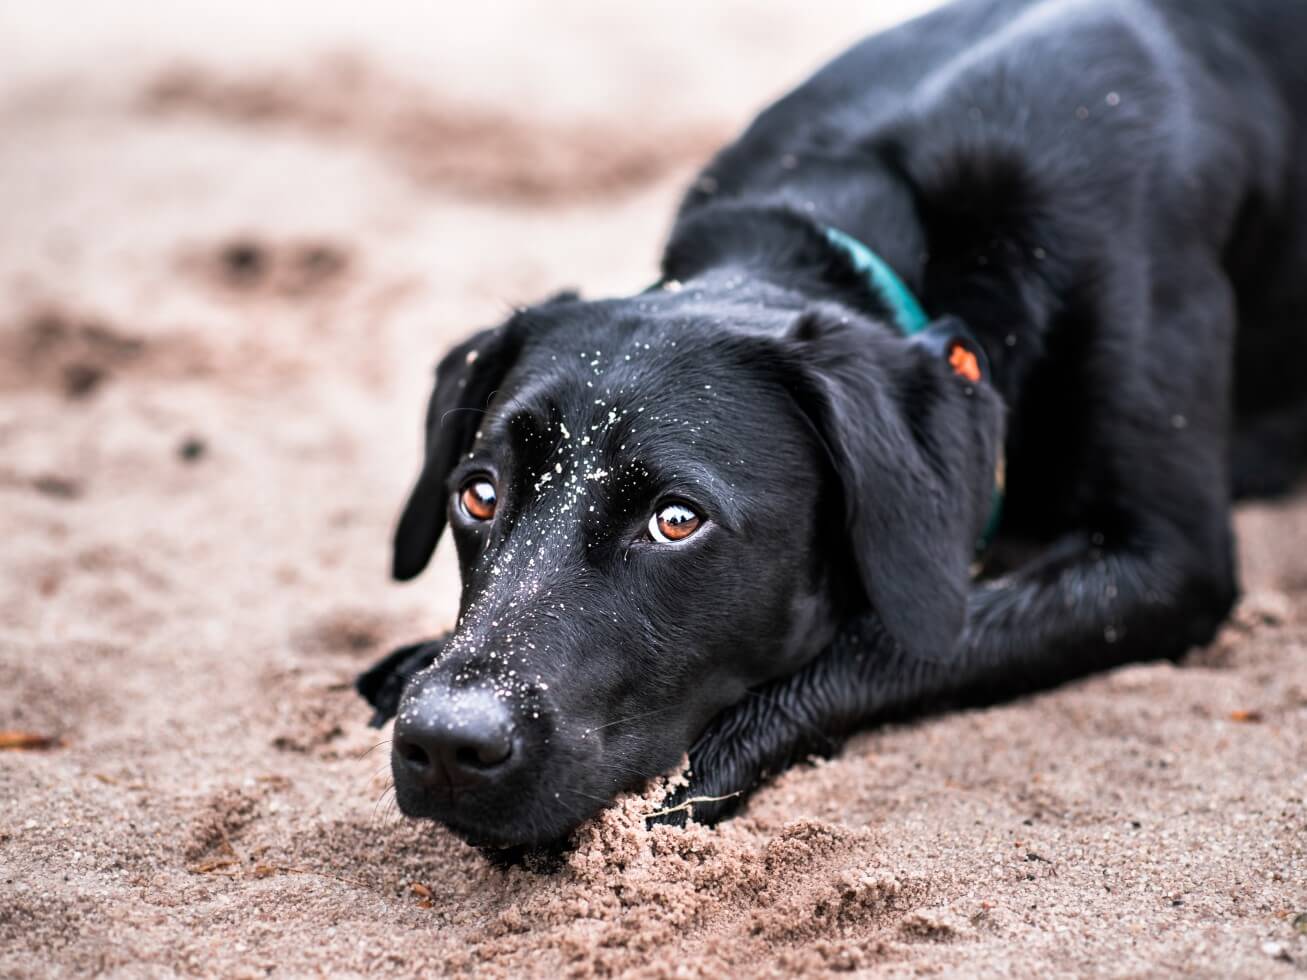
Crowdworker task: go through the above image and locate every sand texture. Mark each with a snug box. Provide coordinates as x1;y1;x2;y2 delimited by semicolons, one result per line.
1;2;1304;976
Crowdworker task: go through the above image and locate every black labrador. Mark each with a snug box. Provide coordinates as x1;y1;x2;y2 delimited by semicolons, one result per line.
358;0;1307;850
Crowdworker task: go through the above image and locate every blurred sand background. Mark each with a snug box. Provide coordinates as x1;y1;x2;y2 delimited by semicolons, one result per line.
0;2;1304;976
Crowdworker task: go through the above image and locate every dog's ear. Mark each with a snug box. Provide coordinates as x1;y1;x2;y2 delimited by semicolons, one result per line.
392;321;526;581
780;308;1003;659
393;291;579;581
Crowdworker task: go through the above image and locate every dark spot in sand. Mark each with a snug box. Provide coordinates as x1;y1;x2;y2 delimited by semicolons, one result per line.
184;786;263;862
178;436;207;462
81;322;145;359
294;609;393;657
32;475;82;500
267;680;351;756
220;240;267;285
297;244;347;282
0;308;177;396
26;311;68;348
204;238;350;296
62;362;106;398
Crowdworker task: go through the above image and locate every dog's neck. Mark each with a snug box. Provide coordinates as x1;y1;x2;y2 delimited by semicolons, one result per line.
662;187;1052;407
663;199;924;324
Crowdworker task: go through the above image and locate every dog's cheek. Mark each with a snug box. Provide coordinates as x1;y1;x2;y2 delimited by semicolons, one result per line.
691;547;830;690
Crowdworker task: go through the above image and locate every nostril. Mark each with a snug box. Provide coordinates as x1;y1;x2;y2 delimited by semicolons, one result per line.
456;738;512;770
398;739;432;769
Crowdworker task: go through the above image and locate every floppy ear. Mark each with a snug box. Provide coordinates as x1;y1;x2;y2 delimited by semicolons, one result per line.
782;308;1004;659
391;322;527;581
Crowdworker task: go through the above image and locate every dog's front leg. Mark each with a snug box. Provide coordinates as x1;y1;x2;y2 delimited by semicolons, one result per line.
662;524;1237;825
653;615;904;826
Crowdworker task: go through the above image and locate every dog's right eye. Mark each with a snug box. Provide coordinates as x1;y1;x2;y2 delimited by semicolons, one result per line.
458;478;497;521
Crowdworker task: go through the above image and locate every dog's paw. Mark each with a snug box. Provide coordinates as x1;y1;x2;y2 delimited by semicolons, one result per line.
354;636;445;727
645;743;750;830
646;782;744;829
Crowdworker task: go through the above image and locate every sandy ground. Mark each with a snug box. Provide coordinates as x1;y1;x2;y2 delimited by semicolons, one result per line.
1;3;1305;976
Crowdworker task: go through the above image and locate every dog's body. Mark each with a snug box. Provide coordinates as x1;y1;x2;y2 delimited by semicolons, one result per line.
360;0;1307;849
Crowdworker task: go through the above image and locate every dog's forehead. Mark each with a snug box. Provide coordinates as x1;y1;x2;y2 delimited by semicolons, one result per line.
467;303;809;537
493;308;784;452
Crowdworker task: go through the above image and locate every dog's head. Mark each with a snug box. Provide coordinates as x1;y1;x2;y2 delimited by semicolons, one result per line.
387;282;1001;847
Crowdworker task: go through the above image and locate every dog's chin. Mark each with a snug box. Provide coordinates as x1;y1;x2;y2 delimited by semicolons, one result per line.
393;781;601;853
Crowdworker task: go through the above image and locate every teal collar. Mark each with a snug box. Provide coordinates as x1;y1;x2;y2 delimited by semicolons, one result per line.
824;225;929;337
825;224;1003;555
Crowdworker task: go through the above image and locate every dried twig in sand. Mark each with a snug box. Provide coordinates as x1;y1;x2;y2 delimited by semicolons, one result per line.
643;792;741;820
0;731;61;751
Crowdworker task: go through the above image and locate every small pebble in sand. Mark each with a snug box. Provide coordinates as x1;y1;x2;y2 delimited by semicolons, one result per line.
1261;941;1291;962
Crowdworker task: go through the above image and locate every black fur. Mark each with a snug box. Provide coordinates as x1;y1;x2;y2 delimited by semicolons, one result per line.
360;0;1307;848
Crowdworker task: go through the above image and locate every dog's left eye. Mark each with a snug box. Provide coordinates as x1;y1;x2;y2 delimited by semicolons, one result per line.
647;502;702;543
459;478;498;521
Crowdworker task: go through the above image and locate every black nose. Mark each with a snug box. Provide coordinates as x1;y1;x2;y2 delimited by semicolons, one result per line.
393;687;516;790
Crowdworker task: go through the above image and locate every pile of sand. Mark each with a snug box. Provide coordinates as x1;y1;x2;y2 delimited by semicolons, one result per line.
1;3;1303;975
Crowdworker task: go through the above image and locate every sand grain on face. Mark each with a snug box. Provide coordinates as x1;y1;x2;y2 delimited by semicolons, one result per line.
2;2;1306;977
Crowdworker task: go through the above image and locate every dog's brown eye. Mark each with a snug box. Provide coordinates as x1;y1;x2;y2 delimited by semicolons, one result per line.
459;478;497;521
648;502;701;543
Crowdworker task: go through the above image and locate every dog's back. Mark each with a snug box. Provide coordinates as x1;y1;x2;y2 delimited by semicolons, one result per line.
679;0;1307;497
